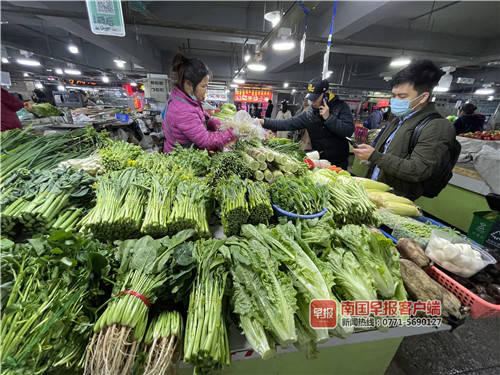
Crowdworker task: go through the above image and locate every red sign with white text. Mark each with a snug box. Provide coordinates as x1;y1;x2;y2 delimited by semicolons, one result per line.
234;89;272;103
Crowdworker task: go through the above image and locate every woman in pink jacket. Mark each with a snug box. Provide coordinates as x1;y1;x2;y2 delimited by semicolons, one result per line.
163;54;236;153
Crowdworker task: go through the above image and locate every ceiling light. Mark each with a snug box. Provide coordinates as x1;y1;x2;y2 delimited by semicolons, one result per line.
244;53;251;62
17;58;41;67
68;44;79;54
23;72;29;77
475;88;495;95
2;57;8;64
55;68;63;75
46;69;52;72
488;96;494;101
272;39;295;51
35;82;44;89
433;86;449;92
64;69;81;75
233;77;245;84
264;10;281;28
284;82;289;88
57;85;65;91
130;81;137;87
247;62;267;72
114;59;126;68
326;70;333;78
291;89;296;94
390;57;411;68
431;96;436;102
230;83;238;88
102;75;109;83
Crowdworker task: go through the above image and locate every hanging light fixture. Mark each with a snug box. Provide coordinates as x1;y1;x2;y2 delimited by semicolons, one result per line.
247;52;267;72
390;57;411;68
475;86;495;95
233;77;245;84
272;27;295;51
284;82;289;88
102;75;109;83
264;10;281;28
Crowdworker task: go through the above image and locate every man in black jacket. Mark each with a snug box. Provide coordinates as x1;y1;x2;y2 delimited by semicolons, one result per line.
259;77;354;168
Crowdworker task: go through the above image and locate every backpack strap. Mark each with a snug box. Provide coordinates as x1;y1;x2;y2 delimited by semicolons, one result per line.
408;113;442;155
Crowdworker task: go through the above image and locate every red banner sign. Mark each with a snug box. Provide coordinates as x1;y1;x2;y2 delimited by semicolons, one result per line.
234;89;272;103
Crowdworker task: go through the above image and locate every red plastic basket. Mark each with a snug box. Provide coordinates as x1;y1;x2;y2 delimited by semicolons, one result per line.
426;266;500;318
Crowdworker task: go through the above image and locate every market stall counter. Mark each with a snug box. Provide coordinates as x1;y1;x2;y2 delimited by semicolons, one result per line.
179;324;450;375
351;157;490;232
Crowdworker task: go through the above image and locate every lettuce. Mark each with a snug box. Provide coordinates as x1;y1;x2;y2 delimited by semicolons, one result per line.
327;247;378;302
226;237;297;356
332;225;398;298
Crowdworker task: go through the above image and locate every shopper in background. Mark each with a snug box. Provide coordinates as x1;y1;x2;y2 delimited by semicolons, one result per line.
162;53;236;153
1;87;23;131
260;77;354;168
265;99;274;118
364;99;390;130
353;60;460;200
288;97;312;150
453;103;485;134
275;100;293;138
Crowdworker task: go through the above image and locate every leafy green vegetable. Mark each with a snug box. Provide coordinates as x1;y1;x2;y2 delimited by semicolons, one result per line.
216;175;249;236
226;237;297;356
184;239;230;373
270;175;328;215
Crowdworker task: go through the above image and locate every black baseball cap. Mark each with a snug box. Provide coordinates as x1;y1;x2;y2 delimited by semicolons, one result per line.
307;76;329;101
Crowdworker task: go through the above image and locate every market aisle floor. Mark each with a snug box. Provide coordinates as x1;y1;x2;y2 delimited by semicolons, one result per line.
385;317;500;375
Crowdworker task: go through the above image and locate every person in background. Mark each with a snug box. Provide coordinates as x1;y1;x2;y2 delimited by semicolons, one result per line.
364;99;390;130
260;77;354;168
453;103;485;135
1;87;23;131
353;60;459;200
275;100;292;138
288;97;312;150
265;99;274;118
162;53;236;153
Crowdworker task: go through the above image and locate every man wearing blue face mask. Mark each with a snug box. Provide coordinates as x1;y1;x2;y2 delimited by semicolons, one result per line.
259;77;354;169
353;60;460;200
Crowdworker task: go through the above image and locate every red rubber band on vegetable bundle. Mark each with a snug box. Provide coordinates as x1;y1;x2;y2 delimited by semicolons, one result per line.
117;290;151;308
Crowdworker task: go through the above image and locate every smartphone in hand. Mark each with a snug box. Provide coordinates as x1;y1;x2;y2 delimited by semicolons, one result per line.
346;137;359;148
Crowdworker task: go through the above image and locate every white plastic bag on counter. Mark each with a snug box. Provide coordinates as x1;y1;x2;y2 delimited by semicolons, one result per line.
473;145;500;195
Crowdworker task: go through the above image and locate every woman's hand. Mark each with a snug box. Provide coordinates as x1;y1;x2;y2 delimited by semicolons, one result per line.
319;99;330;120
259;119;265;126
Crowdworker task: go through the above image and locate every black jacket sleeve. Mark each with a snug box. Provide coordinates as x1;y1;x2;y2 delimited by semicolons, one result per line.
263;110;310;131
324;102;355;138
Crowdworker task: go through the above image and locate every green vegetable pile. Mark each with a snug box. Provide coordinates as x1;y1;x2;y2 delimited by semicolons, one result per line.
1;232;112;375
311;169;381;226
1;127;107;183
184;240;230;373
247;180;273;225
30;103;62;117
217;175;250;236
270;175;328;215
1;168;96;237
99;140;143;171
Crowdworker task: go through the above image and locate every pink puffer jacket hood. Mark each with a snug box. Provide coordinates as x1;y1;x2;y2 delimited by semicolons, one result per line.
162;86;235;153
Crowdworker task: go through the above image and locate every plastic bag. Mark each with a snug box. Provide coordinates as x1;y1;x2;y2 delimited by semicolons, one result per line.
219;110;267;140
474;145;500;195
425;229;496;278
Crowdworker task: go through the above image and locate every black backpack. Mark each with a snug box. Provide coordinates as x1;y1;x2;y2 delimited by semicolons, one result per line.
408;113;461;198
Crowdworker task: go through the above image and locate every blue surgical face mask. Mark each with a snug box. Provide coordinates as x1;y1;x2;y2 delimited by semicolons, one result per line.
307;99;312;106
390;93;425;117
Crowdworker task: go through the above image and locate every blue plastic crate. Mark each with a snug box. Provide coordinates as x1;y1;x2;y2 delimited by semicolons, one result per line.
378;228;398;244
115;113;130;122
414;215;446;228
271;203;327;220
